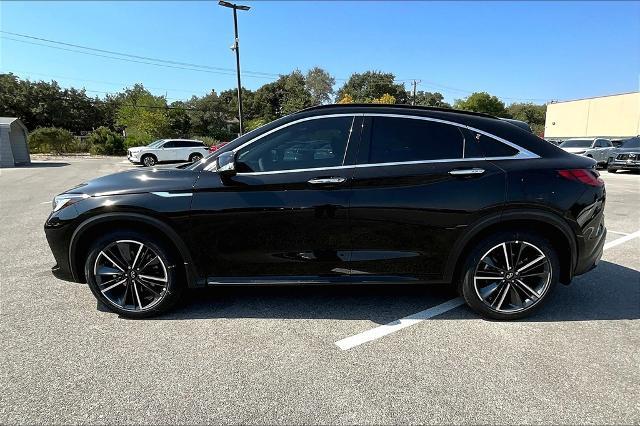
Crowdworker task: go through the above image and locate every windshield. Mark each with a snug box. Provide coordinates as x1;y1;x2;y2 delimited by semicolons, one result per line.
560;139;592;148
147;139;165;148
621;138;640;149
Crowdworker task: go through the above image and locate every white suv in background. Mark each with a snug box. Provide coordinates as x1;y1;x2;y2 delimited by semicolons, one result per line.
127;139;209;167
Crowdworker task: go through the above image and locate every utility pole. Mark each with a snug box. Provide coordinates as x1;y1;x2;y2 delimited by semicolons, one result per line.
219;1;250;136
411;80;421;106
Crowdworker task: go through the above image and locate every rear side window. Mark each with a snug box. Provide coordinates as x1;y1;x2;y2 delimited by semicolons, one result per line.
463;129;519;158
368;117;464;163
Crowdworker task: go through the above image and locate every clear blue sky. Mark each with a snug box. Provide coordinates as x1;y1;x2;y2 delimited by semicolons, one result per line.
1;1;639;105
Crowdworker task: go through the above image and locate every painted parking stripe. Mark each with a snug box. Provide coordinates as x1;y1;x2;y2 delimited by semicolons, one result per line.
335;298;465;350
603;229;640;250
336;229;640;350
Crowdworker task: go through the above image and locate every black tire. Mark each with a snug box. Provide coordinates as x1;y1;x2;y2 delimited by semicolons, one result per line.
141;154;157;167
460;231;559;320
84;230;183;318
189;153;203;163
607;168;618;173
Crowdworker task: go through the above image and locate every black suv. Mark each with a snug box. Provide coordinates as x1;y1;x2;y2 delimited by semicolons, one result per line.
45;105;606;320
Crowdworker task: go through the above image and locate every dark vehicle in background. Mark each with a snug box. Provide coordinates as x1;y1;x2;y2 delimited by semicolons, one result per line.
607;136;640;173
501;118;532;133
44;104;606;321
559;138;615;168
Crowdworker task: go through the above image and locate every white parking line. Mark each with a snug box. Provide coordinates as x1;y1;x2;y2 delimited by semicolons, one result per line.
335;298;465;350
335;229;640;350
604;229;640;250
608;230;629;236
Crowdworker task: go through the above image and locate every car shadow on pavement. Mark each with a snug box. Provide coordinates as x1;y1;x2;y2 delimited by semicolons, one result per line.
143;260;639;324
13;162;70;168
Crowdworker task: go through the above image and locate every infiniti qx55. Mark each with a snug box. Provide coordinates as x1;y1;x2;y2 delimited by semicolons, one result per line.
45;104;606;320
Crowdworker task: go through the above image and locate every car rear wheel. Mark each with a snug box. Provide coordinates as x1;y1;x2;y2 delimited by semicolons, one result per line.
84;231;183;318
460;231;558;320
142;155;157;167
607;168;618;173
189;153;203;163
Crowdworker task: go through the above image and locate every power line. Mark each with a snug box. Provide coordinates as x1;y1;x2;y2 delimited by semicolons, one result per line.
0;30;280;78
0;36;279;80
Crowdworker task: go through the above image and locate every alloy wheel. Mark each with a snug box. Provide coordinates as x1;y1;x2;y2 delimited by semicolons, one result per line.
93;239;168;312
191;154;202;162
143;156;155;167
473;241;551;313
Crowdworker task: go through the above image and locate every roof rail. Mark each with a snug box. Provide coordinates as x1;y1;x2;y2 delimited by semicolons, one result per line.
300;103;497;119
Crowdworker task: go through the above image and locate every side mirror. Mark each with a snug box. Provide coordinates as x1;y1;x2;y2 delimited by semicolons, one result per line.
216;151;237;177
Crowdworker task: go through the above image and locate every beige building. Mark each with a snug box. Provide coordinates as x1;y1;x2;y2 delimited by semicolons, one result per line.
544;92;640;141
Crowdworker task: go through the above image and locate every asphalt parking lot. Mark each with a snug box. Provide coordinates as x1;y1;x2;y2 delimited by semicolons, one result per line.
1;156;639;424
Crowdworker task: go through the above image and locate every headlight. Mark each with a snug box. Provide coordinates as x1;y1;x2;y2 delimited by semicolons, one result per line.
52;193;89;212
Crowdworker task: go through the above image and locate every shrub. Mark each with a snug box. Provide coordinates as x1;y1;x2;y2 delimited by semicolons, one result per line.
87;127;125;155
28;127;74;154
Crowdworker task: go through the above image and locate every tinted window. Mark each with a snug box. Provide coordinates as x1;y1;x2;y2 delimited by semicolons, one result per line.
621;138;640;148
560;139;592;148
368;117;464;163
182;141;204;147
236;116;354;172
463;129;519;158
163;141;177;148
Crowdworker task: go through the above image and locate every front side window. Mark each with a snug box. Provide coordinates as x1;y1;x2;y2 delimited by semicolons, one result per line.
163;141;177;148
368;117;465;163
236;116;354;173
147;140;165;148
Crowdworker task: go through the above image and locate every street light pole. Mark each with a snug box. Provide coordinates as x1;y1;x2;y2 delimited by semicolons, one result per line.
219;1;250;136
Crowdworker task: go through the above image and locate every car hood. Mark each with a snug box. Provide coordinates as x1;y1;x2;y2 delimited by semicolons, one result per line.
561;147;590;153
65;167;200;197
127;146;147;152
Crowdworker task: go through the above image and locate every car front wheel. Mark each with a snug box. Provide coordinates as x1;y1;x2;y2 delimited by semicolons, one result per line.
142;155;157;167
84;231;183;318
460;231;558;320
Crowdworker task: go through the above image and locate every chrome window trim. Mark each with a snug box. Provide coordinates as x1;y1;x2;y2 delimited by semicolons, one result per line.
151;192;193;198
204;112;539;175
362;113;540;161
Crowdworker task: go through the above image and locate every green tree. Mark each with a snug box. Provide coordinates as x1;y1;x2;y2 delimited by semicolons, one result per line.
335;71;407;104
413;91;451;108
306;67;335;105
506;102;547;134
167;101;192;137
454;92;508;117
186;90;229;136
115;84;170;147
282;70;312;115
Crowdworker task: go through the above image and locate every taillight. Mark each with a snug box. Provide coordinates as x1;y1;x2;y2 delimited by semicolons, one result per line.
557;169;604;187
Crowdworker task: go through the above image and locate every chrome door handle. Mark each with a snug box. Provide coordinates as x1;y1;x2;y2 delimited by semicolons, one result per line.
308;177;346;185
448;168;485;176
